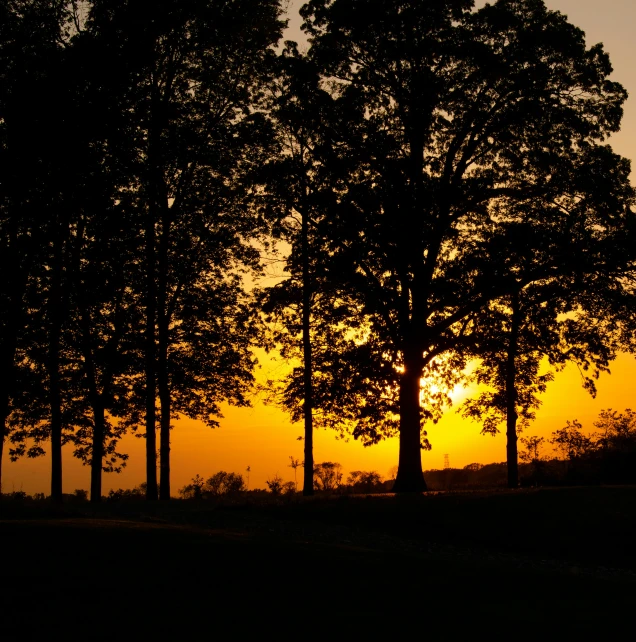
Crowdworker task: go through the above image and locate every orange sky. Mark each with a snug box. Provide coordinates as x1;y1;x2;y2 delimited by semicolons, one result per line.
3;0;635;495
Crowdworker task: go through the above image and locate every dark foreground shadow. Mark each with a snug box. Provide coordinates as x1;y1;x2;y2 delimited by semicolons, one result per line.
0;515;633;641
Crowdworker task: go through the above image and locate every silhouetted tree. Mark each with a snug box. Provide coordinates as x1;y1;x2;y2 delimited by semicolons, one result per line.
107;482;147;502
178;475;205;499
2;3;150;502
67;201;145;501
519;436;545;463
551;409;636;483
346;470;383;493
299;0;634;491
204;471;246;496
86;0;285;500
461;211;634;488
265;473;285;495
259;45;367;496
550;420;594;461
313;461;342;491
594;409;636;447
0;0;86;500
288;456;302;492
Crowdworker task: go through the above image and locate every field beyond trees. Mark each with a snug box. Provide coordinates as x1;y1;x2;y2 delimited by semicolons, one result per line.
1;486;634;639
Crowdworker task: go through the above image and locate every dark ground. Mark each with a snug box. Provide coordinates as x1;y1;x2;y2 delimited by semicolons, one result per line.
1;486;635;640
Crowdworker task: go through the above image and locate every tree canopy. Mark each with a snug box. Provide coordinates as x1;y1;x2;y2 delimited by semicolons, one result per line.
292;0;636;491
1;0;635;499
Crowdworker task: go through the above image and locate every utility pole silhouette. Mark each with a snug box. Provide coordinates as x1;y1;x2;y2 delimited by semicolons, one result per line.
444;454;450;470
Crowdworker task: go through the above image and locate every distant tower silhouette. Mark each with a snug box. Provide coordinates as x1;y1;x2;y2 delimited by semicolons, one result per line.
444;454;450;469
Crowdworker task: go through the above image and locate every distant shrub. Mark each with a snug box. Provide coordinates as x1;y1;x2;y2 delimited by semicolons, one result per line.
205;471;246;496
265;474;284;495
547;409;636;485
179;475;205;499
281;481;296;495
4;491;28;501
313;462;343;492
72;489;89;502
107;483;147;502
179;472;246;499
345;471;385;494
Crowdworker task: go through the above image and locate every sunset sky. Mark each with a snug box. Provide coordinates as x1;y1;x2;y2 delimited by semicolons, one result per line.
3;0;635;495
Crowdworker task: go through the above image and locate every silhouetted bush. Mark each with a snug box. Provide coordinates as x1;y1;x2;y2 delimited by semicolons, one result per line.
265;474;285;495
548;409;636;485
313;462;343;492
179;472;246;499
205;472;246;496
343;471;385;494
71;489;89;503
107;483;147;502
2;491;29;502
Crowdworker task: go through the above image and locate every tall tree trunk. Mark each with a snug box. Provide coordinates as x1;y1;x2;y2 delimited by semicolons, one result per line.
301;208;314;496
144;201;158;501
48;328;63;501
90;402;105;502
393;346;427;493
506;292;521;488
48;240;65;502
74;218;106;503
157;214;171;501
143;73;166;501
80;305;105;503
158;352;170;499
0;416;5;497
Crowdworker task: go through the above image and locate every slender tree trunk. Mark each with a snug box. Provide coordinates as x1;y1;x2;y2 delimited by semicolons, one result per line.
90;403;105;502
74;218;105;503
80;307;105;503
48;239;65;502
157;215;171;501
0;416;5;497
82;347;105;503
158;340;171;499
144;201;159;501
393;346;427;493
301;207;314;496
48;330;63;501
506;292;521;489
143;72;167;501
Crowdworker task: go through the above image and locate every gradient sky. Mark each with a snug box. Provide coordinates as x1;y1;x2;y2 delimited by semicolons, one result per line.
3;0;635;495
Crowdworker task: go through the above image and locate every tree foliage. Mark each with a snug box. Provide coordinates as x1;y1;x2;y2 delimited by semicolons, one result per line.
313;461;343;491
549;409;636;483
296;0;636;491
2;0;636;500
346;470;384;493
179;471;247;498
550;420;595;461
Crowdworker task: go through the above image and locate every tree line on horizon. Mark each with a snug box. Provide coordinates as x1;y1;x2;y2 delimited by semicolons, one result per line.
12;402;634;500
1;0;635;502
